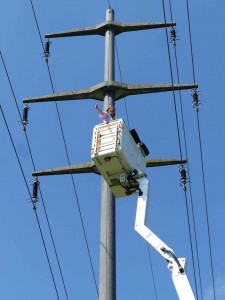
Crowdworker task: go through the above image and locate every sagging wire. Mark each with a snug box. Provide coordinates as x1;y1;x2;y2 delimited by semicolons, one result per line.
106;0;112;9
115;39;130;129
28;1;99;296
147;245;158;300
0;49;66;299
161;0;200;298
167;3;203;297
185;0;217;298
115;17;158;298
167;5;204;297
0;105;60;300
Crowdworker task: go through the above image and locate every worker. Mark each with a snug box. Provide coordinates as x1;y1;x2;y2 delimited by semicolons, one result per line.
95;103;115;122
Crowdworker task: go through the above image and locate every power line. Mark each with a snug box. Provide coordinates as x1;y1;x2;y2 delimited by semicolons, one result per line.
106;0;112;9
185;1;217;298
165;1;204;297
115;39;130;129
114;21;159;300
0;105;60;300
196;112;216;297
147;245;158;300
173;48;203;299
160;0;199;297
173;39;203;300
28;0;99;296
161;1;183;160
0;50;69;300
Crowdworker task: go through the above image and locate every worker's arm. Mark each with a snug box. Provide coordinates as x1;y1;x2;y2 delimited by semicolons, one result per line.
95;103;104;116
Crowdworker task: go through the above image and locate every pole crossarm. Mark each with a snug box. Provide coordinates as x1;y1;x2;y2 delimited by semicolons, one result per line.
32;161;99;176
32;158;186;177
146;158;187;168
23;81;198;104
45;21;176;39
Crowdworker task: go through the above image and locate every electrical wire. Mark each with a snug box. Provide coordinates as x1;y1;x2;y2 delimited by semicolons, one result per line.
172;49;203;300
113;10;162;298
106;0;112;9
196;112;216;297
185;1;217;298
161;0;183;161
171;33;203;300
160;0;200;297
0;105;60;300
183;189;199;299
114;19;159;300
28;0;99;296
147;245;158;300
165;1;204;297
115;39;130;129
0;50;69;300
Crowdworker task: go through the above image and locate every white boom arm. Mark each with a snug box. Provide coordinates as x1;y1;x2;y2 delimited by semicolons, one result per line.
135;176;195;300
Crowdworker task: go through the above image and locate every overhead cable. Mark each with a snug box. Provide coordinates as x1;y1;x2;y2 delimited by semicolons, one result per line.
160;0;199;297
147;245;158;300
185;1;217;298
0;105;60;300
106;0;112;9
166;1;204;297
115;39;130;129
28;0;99;296
114;17;159;298
0;50;69;300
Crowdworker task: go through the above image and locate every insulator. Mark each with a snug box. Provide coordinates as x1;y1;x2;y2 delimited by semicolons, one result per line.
192;89;199;112
32;177;39;208
180;168;187;181
44;39;51;62
180;168;187;191
171;29;176;39
45;40;50;54
22;105;29;126
193;91;198;102
170;28;177;45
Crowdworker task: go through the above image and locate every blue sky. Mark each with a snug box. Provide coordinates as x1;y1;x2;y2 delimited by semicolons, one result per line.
0;0;224;299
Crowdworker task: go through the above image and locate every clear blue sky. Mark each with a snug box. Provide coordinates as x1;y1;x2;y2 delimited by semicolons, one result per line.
0;0;224;299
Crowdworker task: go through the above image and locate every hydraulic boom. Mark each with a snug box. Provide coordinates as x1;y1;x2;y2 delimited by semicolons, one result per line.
91;119;196;299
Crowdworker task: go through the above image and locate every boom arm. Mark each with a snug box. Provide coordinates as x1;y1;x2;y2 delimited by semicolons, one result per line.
91;119;195;299
135;175;195;300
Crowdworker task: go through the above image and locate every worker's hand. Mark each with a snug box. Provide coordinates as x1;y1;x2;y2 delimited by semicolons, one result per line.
95;103;99;110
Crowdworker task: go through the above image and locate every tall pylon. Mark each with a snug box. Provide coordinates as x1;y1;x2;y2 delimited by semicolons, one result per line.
24;8;197;300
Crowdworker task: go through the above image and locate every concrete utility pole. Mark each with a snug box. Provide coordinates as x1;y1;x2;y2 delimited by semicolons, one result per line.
24;8;197;300
99;8;116;300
